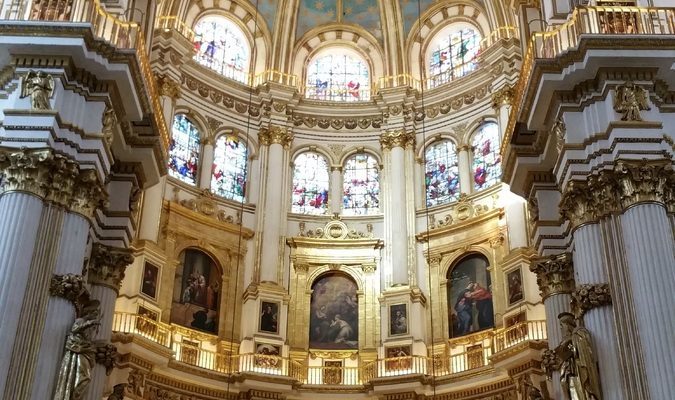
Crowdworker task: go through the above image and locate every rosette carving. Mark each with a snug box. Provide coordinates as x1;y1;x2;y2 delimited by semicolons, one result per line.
88;243;134;292
573;283;612;316
258;125;293;148
530;253;575;299
379;130;415;150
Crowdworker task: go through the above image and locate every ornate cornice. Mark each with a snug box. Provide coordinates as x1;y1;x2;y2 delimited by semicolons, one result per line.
491;84;514;109
0;148;108;218
88;243;134;292
573;283;612;317
560;159;675;228
530;253;575;300
258;125;293;148
380;130;415;150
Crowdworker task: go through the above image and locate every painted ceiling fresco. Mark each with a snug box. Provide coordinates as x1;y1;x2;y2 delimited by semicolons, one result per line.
401;0;436;35
296;0;382;42
250;0;277;32
342;0;382;41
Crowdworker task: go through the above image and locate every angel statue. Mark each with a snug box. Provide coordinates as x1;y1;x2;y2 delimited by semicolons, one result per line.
53;300;101;400
20;70;54;110
613;81;650;121
555;312;603;400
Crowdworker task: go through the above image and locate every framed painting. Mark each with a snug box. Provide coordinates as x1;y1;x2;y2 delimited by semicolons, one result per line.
141;261;159;299
323;360;342;384
389;303;408;336
447;255;494;338
309;273;358;349
259;301;280;334
506;268;524;305
254;343;281;369
385;345;411;371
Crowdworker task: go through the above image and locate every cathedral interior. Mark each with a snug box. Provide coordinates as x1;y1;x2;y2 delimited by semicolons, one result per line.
0;0;674;399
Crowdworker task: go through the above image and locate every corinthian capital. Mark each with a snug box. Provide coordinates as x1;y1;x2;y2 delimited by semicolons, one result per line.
491;84;514;109
258;125;293;148
613;159;673;209
88;243;134;292
0;148;54;197
379;129;415;150
530;253;575;300
154;72;181;99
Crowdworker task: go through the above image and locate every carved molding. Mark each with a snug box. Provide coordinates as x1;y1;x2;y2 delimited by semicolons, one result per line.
573;283;612;317
88;243;134;293
0;148;108;218
560;159;675;228
258;125;293;148
530;253;575;300
380;129;415;150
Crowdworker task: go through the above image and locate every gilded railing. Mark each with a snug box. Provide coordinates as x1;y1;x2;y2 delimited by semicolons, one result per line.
501;5;675;154
493;320;547;352
156;15;195;42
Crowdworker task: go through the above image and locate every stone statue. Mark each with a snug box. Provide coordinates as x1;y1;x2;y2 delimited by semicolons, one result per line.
20;70;54;110
613;81;649;121
101;105;116;146
53;300;101;400
106;384;126;400
556;312;603;400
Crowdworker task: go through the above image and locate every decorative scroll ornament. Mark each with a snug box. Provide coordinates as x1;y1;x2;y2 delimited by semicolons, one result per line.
258;125;293;148
21;70;54;110
573;284;612;317
88;243;134;292
379;129;415;150
613;81;650;121
530;253;575;300
428;193;491;230
179;190;242;224
101;105;116;146
95;342;118;375
298;215;374;240
555;312;603;400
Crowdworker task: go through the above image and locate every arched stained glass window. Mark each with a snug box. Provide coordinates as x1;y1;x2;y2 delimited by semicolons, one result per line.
211;135;247;202
193;15;250;83
306;49;370;102
428;26;481;88
168;114;200;185
291;152;330;215
425;140;460;206
343;154;380;215
471;122;501;190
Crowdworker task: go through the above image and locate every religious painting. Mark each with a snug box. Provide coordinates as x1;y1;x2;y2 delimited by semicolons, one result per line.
323;360;343;384
389;303;408;336
140;261;159;299
254;343;281;369
385;346;412;371
259;301;279;334
309;273;358;350
171;249;220;334
507;268;524;305
136;305;159;337
447;254;494;338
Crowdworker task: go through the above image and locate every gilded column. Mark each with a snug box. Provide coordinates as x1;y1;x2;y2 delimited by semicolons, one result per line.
457;145;472;195
380;130;415;286
257;125;293;284
530;253;574;400
491;85;514;142
85;243;134;400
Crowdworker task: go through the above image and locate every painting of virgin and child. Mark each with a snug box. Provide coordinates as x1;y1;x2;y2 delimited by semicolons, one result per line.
309;273;359;349
448;255;495;338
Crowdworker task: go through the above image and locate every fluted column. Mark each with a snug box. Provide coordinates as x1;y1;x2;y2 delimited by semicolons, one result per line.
330;166;342;214
85;243;134;400
457;145;472;195
380;130;414;286
572;224;624;400
199;138;215;190
491;85;514;142
257;125;293;284
530;253;574;400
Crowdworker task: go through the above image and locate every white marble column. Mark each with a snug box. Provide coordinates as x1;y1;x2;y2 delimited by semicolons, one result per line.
330;167;342;214
138;175;166;242
573;223;625;400
199;140;215;190
457;145;472;195
621;203;675;400
0;193;43;396
491;85;513;142
257;126;292;284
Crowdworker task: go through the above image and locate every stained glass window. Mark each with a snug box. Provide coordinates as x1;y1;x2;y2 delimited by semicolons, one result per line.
291;152;330;214
425;140;460;206
193;15;249;83
343;154;380;215
211;135;247;202
472;122;501;190
168;114;201;185
306;49;370;102
428;26;481;88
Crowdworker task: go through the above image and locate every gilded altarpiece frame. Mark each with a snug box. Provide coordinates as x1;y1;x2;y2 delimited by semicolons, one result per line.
287;218;383;365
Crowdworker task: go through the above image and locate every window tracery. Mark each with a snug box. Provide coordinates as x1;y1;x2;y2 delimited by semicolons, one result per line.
168;114;201;185
425;140;460;207
471;122;501;191
193;15;250;83
342;154;380;215
211;135;247;202
305;49;370;102
428;26;481;88
291;152;330;214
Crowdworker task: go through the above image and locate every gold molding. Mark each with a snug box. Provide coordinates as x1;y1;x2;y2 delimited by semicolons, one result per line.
380;130;415;150
258;125;294;148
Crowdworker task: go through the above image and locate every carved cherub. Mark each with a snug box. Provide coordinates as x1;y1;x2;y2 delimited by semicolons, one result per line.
613;81;650;121
20;70;54;110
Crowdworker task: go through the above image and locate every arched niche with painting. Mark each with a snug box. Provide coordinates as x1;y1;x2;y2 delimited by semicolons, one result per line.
447;254;494;339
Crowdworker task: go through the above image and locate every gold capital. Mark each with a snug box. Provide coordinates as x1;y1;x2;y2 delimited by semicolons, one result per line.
380;130;415;150
88;243;134;292
491;85;514;109
154;72;181;99
258;125;293;148
530;253;575;300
